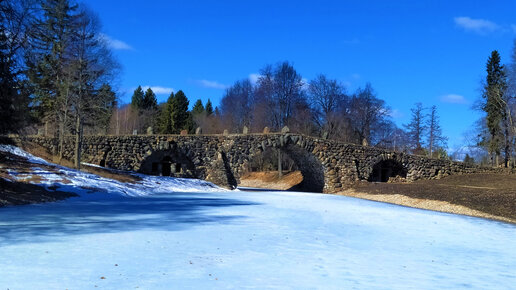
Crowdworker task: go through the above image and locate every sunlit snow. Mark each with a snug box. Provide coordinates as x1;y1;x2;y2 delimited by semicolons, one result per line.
0;145;515;289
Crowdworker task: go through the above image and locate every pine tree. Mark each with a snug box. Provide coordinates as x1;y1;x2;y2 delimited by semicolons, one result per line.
158;92;174;134
25;0;78;157
482;50;507;165
96;83;117;134
427;105;447;158
192;99;205;116
131;86;144;109
142;88;157;110
205;99;214;116
171;90;190;133
0;27;20;133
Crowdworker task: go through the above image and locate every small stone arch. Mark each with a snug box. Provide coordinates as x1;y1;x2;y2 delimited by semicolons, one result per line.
367;158;408;182
139;148;198;178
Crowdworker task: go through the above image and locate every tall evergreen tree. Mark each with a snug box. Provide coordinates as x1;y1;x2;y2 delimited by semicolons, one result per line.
482;50;507;165
142;87;157;110
96;83;117;134
131;85;144;109
158;92;174;134
205;99;214;116
171;90;190;133
0;33;22;133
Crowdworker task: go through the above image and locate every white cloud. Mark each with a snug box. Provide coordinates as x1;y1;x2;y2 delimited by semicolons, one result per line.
99;33;133;50
454;17;499;34
249;73;261;84
195;79;228;90
142;86;174;95
387;109;403;119
440;94;468;104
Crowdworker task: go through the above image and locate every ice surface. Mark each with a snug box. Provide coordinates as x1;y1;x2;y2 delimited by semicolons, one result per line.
0;146;515;289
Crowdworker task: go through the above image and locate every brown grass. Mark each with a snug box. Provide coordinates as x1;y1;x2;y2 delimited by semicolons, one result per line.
239;171;303;190
342;173;516;224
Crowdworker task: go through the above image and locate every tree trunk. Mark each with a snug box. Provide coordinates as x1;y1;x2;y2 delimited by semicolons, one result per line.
277;149;282;178
74;115;83;170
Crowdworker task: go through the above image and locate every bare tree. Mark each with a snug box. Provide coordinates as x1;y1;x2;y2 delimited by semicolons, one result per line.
68;5;118;169
427;105;447;158
404;102;427;155
308;74;348;139
220;79;254;133
256;61;306;130
349;83;388;145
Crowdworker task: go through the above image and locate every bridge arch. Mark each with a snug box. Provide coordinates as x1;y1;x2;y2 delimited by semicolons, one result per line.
365;155;408;182
233;136;326;193
139;146;198;178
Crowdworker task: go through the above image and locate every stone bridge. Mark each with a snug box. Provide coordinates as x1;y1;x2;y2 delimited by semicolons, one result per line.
21;133;485;193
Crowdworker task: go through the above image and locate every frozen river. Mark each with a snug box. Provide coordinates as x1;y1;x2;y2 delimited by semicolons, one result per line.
1;187;515;289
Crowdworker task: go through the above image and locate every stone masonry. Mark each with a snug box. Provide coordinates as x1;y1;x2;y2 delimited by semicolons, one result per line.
17;133;495;192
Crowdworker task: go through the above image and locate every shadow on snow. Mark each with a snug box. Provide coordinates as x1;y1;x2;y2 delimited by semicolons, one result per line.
0;185;259;246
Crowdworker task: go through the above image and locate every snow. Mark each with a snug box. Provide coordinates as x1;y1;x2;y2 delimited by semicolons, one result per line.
0;145;225;197
1;146;516;289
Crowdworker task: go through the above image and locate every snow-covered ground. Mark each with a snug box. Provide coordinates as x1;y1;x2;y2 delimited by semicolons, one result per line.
0;146;515;289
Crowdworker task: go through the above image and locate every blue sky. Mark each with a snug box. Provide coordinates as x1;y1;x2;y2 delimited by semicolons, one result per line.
84;0;516;151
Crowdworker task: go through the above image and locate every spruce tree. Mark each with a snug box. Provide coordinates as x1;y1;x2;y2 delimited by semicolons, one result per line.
131;86;144;109
142;88;157;110
205;99;214;116
192;99;205;116
482;50;507;165
171;90;190;133
97;84;117;134
158;92;174;134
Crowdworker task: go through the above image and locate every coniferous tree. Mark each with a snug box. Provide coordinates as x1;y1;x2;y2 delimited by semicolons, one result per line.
171;90;189;133
131;85;144;109
96;83;117;134
158;92;174;134
0;27;21;133
205;99;214;116
482;50;507;166
192;99;205;116
142;88;157;110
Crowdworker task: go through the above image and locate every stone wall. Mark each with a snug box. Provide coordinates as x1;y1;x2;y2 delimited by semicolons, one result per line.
14;133;497;193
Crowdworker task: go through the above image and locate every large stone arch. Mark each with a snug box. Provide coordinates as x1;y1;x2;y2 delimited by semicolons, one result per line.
231;135;326;193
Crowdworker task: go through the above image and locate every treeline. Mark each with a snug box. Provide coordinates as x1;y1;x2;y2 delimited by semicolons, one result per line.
217;62;448;157
114;61;449;158
1;0;118;169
